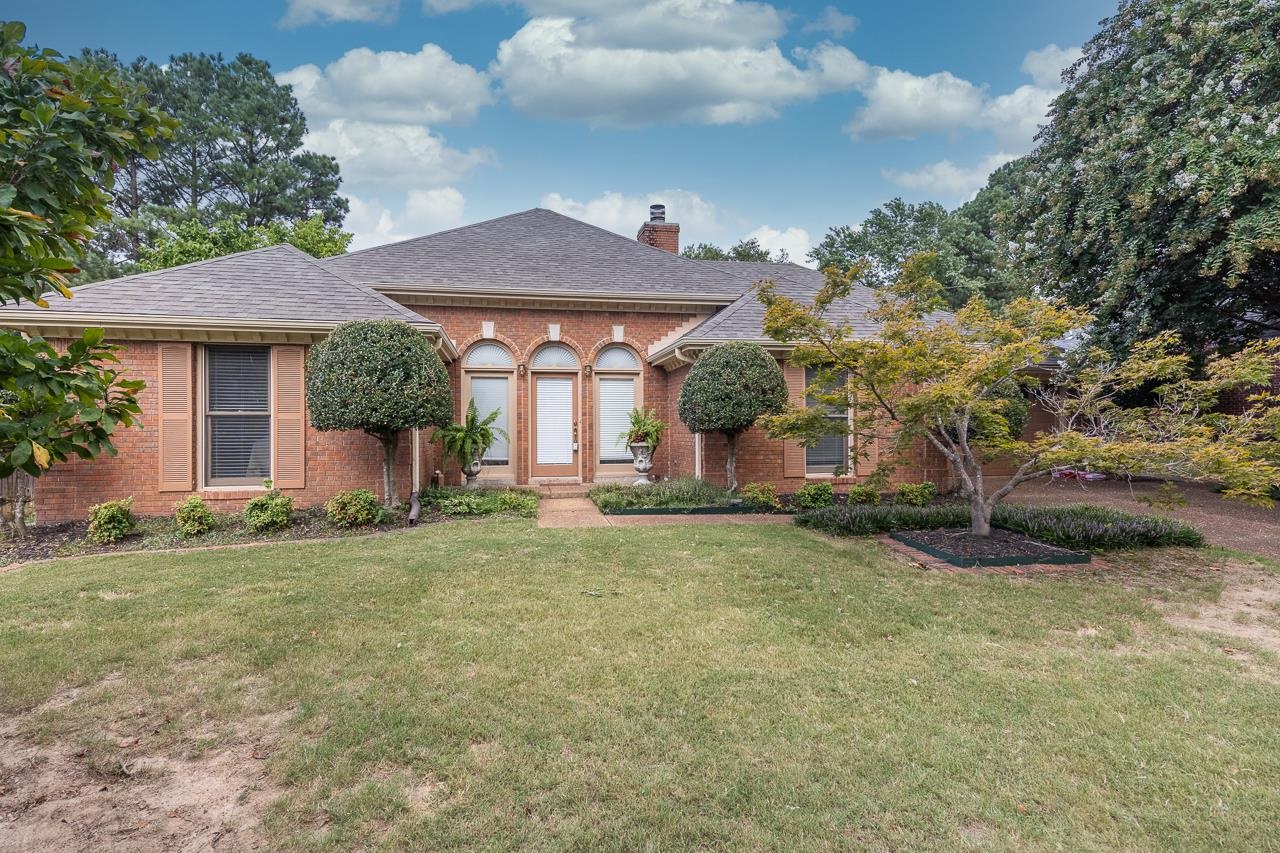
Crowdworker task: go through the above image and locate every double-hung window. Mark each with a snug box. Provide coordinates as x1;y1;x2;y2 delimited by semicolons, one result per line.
205;345;271;485
804;366;849;474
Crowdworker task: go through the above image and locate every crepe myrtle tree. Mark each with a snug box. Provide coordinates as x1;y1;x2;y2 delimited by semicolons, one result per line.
677;341;788;491
306;320;452;507
758;253;1280;537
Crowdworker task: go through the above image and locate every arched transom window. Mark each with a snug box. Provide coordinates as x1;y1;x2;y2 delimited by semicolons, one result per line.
594;345;641;466
531;344;579;369
464;342;515;369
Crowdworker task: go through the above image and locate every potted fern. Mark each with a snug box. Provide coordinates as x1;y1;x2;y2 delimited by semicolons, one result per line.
437;401;508;487
621;408;666;486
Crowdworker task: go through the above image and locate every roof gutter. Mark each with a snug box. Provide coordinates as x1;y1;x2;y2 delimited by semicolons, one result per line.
0;311;459;360
647;336;794;369
371;284;740;309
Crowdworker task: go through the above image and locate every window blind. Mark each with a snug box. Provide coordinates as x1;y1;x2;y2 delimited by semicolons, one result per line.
804;366;848;471
206;345;271;484
535;377;574;465
597;377;635;463
470;376;510;465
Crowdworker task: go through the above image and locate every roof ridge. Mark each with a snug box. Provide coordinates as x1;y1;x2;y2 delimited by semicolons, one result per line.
277;244;426;323
322;209;543;262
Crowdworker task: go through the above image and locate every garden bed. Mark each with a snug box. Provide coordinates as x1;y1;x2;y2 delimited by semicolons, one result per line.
1;488;541;568
601;503;792;516
890;528;1091;567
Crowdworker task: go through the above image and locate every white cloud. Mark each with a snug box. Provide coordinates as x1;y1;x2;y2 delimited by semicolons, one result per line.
280;0;400;26
540;189;722;237
571;0;786;50
745;225;814;266
1021;43;1083;88
844;43;1081;151
279;44;493;125
802;6;856;38
344;188;467;250
882;152;1017;198
304;119;494;190
844;69;985;140
494;18;869;126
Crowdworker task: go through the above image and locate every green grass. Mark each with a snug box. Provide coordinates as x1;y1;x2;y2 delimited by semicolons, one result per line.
1;522;1278;849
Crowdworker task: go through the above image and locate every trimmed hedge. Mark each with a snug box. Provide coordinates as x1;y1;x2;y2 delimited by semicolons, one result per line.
797;501;1204;551
589;477;733;512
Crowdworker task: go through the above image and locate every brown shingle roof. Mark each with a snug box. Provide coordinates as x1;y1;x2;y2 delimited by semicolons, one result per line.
0;244;428;326
321;208;748;300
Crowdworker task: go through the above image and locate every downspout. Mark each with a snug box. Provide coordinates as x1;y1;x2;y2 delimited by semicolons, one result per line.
695;432;703;480
412;428;421;494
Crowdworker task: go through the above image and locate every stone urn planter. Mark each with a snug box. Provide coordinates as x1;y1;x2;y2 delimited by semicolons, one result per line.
461;458;483;487
630;442;654;486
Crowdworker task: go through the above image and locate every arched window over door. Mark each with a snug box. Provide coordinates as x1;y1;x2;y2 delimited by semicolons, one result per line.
594;345;641;469
462;341;515;477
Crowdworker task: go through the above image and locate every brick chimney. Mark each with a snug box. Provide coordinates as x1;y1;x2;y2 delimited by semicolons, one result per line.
636;204;679;253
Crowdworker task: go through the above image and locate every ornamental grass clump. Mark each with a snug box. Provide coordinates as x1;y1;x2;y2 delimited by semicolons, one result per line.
589;477;732;512
990;504;1204;550
796;503;968;537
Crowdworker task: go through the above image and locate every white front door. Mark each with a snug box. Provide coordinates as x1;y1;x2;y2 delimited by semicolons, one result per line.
531;374;577;477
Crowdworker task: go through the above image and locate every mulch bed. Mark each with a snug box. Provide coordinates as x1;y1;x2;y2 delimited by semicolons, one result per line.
891;527;1090;568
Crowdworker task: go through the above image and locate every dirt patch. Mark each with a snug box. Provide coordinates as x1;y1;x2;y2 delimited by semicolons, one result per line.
1166;564;1280;656
0;680;290;852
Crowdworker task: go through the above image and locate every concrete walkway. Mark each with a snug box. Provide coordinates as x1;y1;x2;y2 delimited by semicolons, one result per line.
536;497;793;529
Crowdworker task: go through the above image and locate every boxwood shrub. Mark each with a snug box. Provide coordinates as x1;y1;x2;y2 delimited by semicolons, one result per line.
793;481;834;509
740;482;782;511
325;489;383;528
244;492;293;532
174;495;216;537
796;501;1204;551
87;497;136;544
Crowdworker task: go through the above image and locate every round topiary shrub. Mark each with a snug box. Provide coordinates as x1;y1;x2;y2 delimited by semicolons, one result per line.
307;320;453;506
677;342;787;490
324;488;382;528
174;495;216;537
244;492;293;532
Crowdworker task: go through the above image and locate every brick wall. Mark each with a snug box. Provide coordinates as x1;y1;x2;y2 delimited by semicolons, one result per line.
419;304;696;485
33;339;436;524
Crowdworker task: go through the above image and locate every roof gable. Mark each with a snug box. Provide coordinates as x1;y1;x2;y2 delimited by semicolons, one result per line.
321;208;749;299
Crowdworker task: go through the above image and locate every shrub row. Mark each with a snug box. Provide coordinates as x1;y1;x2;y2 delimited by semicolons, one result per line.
796;501;1204;551
418;488;540;518
589;477;733;512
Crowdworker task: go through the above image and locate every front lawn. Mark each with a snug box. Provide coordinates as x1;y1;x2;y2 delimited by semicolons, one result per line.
1;521;1278;849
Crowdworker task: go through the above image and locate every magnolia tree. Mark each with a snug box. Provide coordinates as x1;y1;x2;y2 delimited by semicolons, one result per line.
0;22;173;536
758;254;1280;537
306;320;452;506
677;341;787;491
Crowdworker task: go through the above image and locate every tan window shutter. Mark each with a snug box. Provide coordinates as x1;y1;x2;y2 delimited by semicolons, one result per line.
852;393;880;477
271;346;307;490
782;365;806;478
157;343;194;492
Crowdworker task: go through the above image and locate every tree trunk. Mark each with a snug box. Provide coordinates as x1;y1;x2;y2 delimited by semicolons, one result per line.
725;432;739;492
382;432;399;508
969;498;992;537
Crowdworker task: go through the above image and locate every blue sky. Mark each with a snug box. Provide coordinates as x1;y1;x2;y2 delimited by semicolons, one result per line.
13;0;1116;258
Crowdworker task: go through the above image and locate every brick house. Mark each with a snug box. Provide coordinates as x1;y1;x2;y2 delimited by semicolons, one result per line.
1;205;953;524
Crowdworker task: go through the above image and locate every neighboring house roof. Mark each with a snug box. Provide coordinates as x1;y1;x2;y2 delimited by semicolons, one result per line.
321;208;749;304
0;244;454;354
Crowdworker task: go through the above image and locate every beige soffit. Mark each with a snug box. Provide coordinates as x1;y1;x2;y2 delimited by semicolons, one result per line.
0;311;459;359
